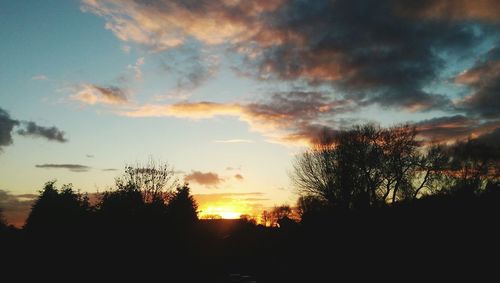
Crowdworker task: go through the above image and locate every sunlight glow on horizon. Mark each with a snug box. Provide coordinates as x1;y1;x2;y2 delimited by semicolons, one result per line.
199;205;247;219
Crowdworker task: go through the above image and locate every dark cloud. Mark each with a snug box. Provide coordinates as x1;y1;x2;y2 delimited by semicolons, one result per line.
455;47;500;119
249;0;484;110
185;171;224;187
1;108;67;152
234;174;244;181
35;164;91;172
475;127;500;146
0;108;19;151
416;115;500;143
392;0;500;22
0;190;36;227
93;85;128;104
90;0;500;145
86;154;94;158
17;121;68;143
102;168;118;172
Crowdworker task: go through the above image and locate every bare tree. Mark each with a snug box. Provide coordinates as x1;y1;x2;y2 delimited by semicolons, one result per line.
118;158;179;203
291;123;442;210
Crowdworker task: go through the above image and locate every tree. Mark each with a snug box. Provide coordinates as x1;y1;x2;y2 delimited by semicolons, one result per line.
291;123;442;210
261;210;271;227
269;205;293;227
0;207;6;229
167;184;198;224
444;139;500;196
98;181;145;223
291;124;386;210
296;195;328;219
24;181;91;233
119;158;178;203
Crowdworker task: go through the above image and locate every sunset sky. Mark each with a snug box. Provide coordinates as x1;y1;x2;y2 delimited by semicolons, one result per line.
1;0;499;225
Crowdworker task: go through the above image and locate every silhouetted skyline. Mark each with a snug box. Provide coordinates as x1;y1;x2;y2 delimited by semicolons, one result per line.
1;0;500;228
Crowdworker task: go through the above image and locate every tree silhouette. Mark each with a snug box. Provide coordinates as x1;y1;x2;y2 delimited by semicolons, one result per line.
269;205;293;227
291;124;458;210
0;207;6;229
24;181;91;233
444;139;500;196
98;181;145;225
167;184;198;224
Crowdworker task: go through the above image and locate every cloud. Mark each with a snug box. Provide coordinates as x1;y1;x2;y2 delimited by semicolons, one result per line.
86;154;94;158
475;127;500;146
393;0;500;22
185;171;224;187
0;190;37;227
416;115;500;143
81;0;281;51
35;164;91;172
83;0;500;146
123;91;355;145
124;101;243;119
246;0;482;111
17;121;68;143
160;49;219;96
31;75;48;81
102;168;118;172
71;83;129;105
234;174;244;181
1;107;69;152
128;57;145;80
214;139;254;144
81;0;496;112
455;47;500;119
226;166;239;171
0;108;19;151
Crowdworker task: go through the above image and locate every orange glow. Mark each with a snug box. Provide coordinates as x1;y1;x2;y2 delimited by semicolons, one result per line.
200;206;243;219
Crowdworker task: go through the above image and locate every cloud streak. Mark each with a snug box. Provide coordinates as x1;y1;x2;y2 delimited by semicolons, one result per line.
214;139;254;144
35;164;91;172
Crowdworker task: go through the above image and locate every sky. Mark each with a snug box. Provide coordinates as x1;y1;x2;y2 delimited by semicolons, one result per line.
1;0;499;226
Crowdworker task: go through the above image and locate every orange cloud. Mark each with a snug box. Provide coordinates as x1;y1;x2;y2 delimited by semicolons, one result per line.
72;84;129;105
82;0;283;51
122;92;353;146
123;102;243;119
416;115;500;144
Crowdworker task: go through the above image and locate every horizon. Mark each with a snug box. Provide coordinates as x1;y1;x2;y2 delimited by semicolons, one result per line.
1;0;500;227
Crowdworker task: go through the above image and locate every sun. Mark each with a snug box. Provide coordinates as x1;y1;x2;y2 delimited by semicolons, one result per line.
200;206;243;219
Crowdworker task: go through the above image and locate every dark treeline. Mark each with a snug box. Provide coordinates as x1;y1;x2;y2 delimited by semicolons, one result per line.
1;124;500;281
